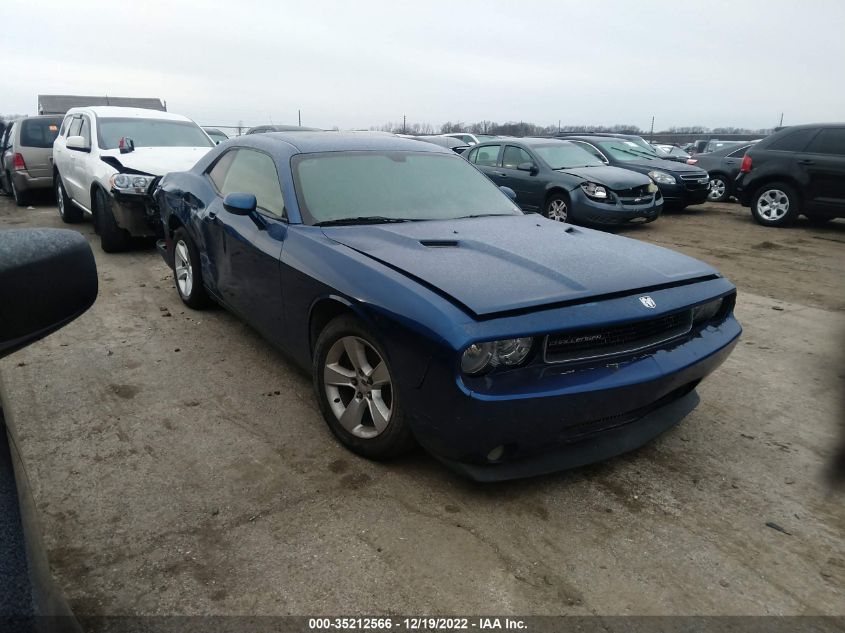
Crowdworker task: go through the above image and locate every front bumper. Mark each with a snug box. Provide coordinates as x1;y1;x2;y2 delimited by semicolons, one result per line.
406;314;741;481
659;181;710;206
110;190;161;237
570;188;663;225
11;171;52;192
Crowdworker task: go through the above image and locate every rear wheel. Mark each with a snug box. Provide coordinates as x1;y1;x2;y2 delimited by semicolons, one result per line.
751;182;800;227
56;176;82;223
544;192;571;223
707;175;730;202
95;188;130;252
313;315;415;460
172;227;210;308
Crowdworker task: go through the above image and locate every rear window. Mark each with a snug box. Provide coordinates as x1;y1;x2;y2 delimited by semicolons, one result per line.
767;128;818;152
20;117;62;148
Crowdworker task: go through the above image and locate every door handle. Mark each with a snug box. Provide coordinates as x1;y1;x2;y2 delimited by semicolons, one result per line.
495;172;507;177
797;159;815;165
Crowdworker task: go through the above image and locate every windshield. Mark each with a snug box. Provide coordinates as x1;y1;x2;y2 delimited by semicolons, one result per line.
293;151;521;225
598;140;661;162
97;117;214;150
533;142;604;169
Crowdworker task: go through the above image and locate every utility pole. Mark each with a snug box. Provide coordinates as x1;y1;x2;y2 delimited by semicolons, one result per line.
403;114;406;134
558;119;561;134
649;116;655;141
298;109;301;126
779;112;784;127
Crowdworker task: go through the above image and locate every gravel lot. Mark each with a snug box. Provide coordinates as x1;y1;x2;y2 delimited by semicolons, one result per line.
1;193;843;616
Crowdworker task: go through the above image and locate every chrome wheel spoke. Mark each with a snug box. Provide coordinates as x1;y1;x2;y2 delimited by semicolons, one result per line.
324;363;355;387
343;337;371;374
368;394;390;432
338;396;367;432
369;361;390;387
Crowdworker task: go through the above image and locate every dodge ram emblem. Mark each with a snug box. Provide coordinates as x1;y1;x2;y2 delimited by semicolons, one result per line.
639;296;657;309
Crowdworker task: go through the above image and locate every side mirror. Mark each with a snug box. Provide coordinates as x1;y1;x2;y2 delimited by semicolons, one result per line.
517;162;538;175
223;192;257;215
499;186;517;201
66;135;89;152
118;137;135;154
0;229;98;360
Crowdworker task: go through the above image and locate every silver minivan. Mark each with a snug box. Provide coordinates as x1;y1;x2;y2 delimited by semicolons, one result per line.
1;115;62;206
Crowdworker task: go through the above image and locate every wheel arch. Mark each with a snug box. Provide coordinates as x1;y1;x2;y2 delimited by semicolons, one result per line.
750;175;804;202
308;295;362;360
543;185;572;204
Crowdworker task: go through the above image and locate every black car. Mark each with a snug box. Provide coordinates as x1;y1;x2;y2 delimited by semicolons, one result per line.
558;135;711;209
246;124;322;134
735;123;845;226
465;138;662;225
687;142;756;203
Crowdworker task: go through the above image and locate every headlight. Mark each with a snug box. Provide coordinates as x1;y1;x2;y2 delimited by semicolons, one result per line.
647;170;676;185
692;298;724;325
580;182;609;200
110;173;153;194
647;181;659;193
461;337;533;374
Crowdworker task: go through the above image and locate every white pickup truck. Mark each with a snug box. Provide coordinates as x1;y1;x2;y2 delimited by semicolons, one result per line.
52;106;214;252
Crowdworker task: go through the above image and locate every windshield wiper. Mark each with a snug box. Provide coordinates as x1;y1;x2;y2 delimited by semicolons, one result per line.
315;216;412;226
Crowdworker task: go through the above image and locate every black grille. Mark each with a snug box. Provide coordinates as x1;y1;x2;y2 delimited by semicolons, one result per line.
544;310;693;363
616;184;654;206
679;172;710;190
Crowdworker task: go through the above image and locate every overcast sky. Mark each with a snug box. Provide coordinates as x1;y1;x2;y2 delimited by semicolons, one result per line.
3;0;844;131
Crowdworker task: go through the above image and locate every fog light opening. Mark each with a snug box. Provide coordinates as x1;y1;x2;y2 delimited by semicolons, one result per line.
487;445;505;462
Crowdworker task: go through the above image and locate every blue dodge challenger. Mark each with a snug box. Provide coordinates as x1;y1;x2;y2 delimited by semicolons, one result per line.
154;132;741;481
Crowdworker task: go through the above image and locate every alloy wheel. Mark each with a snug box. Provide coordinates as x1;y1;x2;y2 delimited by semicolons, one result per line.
708;178;726;201
11;178;20;205
323;336;392;439
174;240;193;298
547;198;568;222
756;189;790;221
57;183;65;217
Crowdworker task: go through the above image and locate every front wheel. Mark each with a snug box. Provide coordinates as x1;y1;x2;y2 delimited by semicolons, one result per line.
313;315;415;460
707;175;730;202
544;192;571;223
172;227;210;309
751;182;800;227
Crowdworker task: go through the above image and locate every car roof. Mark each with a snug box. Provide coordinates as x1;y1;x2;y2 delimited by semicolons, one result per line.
64;106;191;121
255;131;452;154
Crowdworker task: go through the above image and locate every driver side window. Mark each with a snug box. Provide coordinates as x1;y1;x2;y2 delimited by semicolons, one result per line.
473;145;501;166
502;146;533;169
209;149;286;218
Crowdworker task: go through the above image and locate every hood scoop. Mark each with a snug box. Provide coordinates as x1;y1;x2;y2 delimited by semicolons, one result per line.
420;239;460;248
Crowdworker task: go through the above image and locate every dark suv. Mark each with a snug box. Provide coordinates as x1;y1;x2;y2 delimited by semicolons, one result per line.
735;124;845;226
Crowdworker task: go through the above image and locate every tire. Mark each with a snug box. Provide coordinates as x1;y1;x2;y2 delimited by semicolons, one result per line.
313;315;415;460
10;176;27;207
172;227;210;309
56;176;82;223
544;192;571;223
707;174;730;203
95;188;130;252
751;182;800;227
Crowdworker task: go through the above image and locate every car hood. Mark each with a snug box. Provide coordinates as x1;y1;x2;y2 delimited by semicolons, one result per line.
99;146;212;176
323;215;717;317
615;157;707;175
555;165;651;189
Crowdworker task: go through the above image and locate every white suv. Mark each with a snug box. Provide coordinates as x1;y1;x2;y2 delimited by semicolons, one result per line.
52;106;214;252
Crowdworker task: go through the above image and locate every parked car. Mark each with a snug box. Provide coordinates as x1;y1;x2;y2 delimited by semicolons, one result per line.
559;135;711;209
203;127;229;144
0;116;62;205
246;124;322;134
686;142;756;202
442;133;498;145
408;135;470;154
465;138;662;225
52;106;214;252
0;120;18;196
735;123;845;226
154;132;740;480
653;144;691;163
702;139;750;153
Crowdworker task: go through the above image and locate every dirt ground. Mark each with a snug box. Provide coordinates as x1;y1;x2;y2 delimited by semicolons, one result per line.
1;192;843;616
